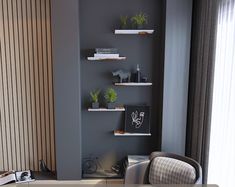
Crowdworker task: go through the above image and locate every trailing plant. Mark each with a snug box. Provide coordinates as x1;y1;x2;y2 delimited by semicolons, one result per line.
90;89;100;103
104;88;117;103
131;12;148;28
120;15;129;29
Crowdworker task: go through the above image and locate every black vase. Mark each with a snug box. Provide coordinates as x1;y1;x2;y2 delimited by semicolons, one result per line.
92;102;99;109
137;24;144;29
107;103;115;109
120;24;128;30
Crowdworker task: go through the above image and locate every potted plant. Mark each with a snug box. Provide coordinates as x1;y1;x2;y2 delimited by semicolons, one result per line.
104;88;117;109
120;15;129;29
90;89;100;109
131;12;148;29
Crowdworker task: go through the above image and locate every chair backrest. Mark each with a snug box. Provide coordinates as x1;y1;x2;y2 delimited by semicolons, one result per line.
148;152;202;184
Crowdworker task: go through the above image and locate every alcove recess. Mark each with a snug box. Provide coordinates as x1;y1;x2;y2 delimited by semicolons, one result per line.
80;0;163;178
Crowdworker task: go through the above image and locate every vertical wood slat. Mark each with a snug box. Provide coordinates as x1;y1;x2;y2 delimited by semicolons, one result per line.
36;0;46;167
0;0;55;171
41;0;51;169
30;0;39;171
45;0;55;171
9;0;21;170
8;0;18;170
0;16;5;171
0;0;8;171
17;0;26;170
33;0;43;170
2;0;14;171
22;0;31;170
26;0;37;171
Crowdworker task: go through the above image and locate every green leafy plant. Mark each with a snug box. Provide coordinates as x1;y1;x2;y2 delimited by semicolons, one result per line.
131;12;148;28
120;15;129;29
90;89;100;103
104;88;117;103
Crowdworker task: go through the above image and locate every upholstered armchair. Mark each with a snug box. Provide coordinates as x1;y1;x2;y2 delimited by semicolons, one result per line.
124;152;202;184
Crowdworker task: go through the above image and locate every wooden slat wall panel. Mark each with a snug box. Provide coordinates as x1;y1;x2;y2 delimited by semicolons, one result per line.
0;0;55;171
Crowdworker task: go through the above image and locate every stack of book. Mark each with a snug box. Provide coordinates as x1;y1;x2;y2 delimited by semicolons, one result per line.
95;48;119;58
88;48;126;60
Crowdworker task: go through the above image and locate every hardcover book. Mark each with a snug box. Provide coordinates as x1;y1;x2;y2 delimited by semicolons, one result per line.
94;53;119;58
95;48;118;54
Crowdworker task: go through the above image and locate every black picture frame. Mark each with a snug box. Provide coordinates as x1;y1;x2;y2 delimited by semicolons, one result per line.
124;105;151;133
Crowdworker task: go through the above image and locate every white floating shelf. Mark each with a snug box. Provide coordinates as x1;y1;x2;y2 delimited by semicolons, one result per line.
114;131;151;136
114;82;153;86
87;57;126;61
114;30;154;35
88;107;125;112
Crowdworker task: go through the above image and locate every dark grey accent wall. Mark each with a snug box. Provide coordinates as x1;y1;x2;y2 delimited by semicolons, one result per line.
51;0;82;180
80;0;164;169
162;0;193;155
50;0;191;179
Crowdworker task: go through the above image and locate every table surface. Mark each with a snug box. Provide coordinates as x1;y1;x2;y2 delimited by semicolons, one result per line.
4;178;124;186
1;171;124;186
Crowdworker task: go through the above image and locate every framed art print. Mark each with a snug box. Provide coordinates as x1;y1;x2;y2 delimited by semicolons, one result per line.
124;105;151;133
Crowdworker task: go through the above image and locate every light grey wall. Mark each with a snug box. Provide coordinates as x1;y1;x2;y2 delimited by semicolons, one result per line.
162;0;193;155
51;0;82;180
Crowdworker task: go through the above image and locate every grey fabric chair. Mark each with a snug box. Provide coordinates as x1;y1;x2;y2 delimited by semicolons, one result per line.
124;152;202;184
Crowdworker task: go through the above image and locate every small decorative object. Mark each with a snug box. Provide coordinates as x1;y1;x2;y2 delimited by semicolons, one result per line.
111;158;126;176
131;12;148;29
125;105;151;133
105;88;117;109
90;89;100;109
141;76;148;83
135;64;141;83
39;160;51;172
114;130;125;134
87;48;126;61
120;15;129;29
112;70;131;83
83;156;101;174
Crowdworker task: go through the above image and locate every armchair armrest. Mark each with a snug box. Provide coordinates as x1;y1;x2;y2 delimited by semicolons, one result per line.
124;160;150;184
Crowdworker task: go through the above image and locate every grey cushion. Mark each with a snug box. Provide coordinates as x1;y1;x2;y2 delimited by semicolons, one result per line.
149;157;196;184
